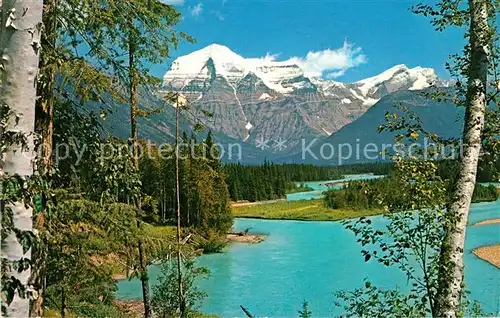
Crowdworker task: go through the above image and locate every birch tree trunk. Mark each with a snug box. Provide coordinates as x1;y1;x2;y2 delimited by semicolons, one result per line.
0;0;43;317
435;0;490;316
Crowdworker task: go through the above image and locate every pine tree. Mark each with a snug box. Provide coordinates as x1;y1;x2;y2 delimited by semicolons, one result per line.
298;300;312;318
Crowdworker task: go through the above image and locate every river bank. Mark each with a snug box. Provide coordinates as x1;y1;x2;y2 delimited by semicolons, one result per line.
95;225;267;281
232;198;384;221
231;199;285;207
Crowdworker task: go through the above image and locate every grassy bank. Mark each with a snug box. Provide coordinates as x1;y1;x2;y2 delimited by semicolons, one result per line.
232;199;383;221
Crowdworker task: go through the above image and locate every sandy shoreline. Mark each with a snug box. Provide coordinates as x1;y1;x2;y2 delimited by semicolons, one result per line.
474;218;500;226
472;244;500;268
472;218;500;268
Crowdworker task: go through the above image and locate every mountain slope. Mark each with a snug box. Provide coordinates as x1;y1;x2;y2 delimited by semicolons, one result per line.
83;88;277;164
280;89;464;165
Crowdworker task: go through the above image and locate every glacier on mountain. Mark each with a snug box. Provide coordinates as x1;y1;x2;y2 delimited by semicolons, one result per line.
162;44;441;106
163;44;305;94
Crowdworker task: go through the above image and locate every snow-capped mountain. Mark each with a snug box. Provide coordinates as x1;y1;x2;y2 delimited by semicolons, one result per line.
164;44;308;94
163;44;440;102
161;44;446;153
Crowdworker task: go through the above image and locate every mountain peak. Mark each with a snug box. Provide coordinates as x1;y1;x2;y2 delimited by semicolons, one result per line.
388;64;408;71
201;43;232;51
163;43;246;89
356;64;408;85
355;64;437;97
177;43;245;68
163;44;304;93
163;44;440;100
197;43;243;60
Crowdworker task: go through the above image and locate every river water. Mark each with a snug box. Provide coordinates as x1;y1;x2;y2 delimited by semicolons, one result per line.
117;178;499;316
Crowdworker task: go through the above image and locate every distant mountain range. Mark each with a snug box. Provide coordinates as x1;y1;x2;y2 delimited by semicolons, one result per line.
88;44;462;165
160;44;452;155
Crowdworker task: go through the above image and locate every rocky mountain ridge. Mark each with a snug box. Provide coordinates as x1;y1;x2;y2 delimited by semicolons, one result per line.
160;44;450;153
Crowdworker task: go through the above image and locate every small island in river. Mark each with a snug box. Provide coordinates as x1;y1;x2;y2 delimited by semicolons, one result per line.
227;232;267;244
472;244;500;268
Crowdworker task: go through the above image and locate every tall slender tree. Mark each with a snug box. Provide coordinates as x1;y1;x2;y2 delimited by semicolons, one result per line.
114;2;189;315
126;11;153;318
434;0;491;316
0;0;43;316
175;94;187;317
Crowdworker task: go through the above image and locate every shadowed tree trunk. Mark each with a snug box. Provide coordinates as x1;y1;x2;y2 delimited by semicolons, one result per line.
36;0;57;174
128;17;151;317
0;0;43;316
30;1;58;315
435;0;490;316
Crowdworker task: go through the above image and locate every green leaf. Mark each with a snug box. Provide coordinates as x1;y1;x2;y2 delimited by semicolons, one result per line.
364;254;371;262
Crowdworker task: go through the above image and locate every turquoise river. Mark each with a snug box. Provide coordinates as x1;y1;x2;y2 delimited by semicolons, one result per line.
117;177;500;316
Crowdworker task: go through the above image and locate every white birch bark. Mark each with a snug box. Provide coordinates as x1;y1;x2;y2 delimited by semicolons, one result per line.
436;0;490;317
0;0;42;316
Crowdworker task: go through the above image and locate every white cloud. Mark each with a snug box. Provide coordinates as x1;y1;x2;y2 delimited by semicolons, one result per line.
239;41;366;79
212;10;225;21
287;41;367;78
159;0;184;5
190;3;203;17
325;70;346;79
246;53;280;64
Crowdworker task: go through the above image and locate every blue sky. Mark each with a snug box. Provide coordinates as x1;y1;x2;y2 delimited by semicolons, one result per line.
156;0;466;82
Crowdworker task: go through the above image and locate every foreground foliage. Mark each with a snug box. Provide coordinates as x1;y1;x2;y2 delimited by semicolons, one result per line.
151;259;209;318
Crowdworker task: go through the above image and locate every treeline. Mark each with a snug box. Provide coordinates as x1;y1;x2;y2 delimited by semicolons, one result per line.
325;176;498;211
140;132;233;238
472;185;499;203
224;162;288;202
438;159;500;183
224;162;392;202
324;178;395;210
